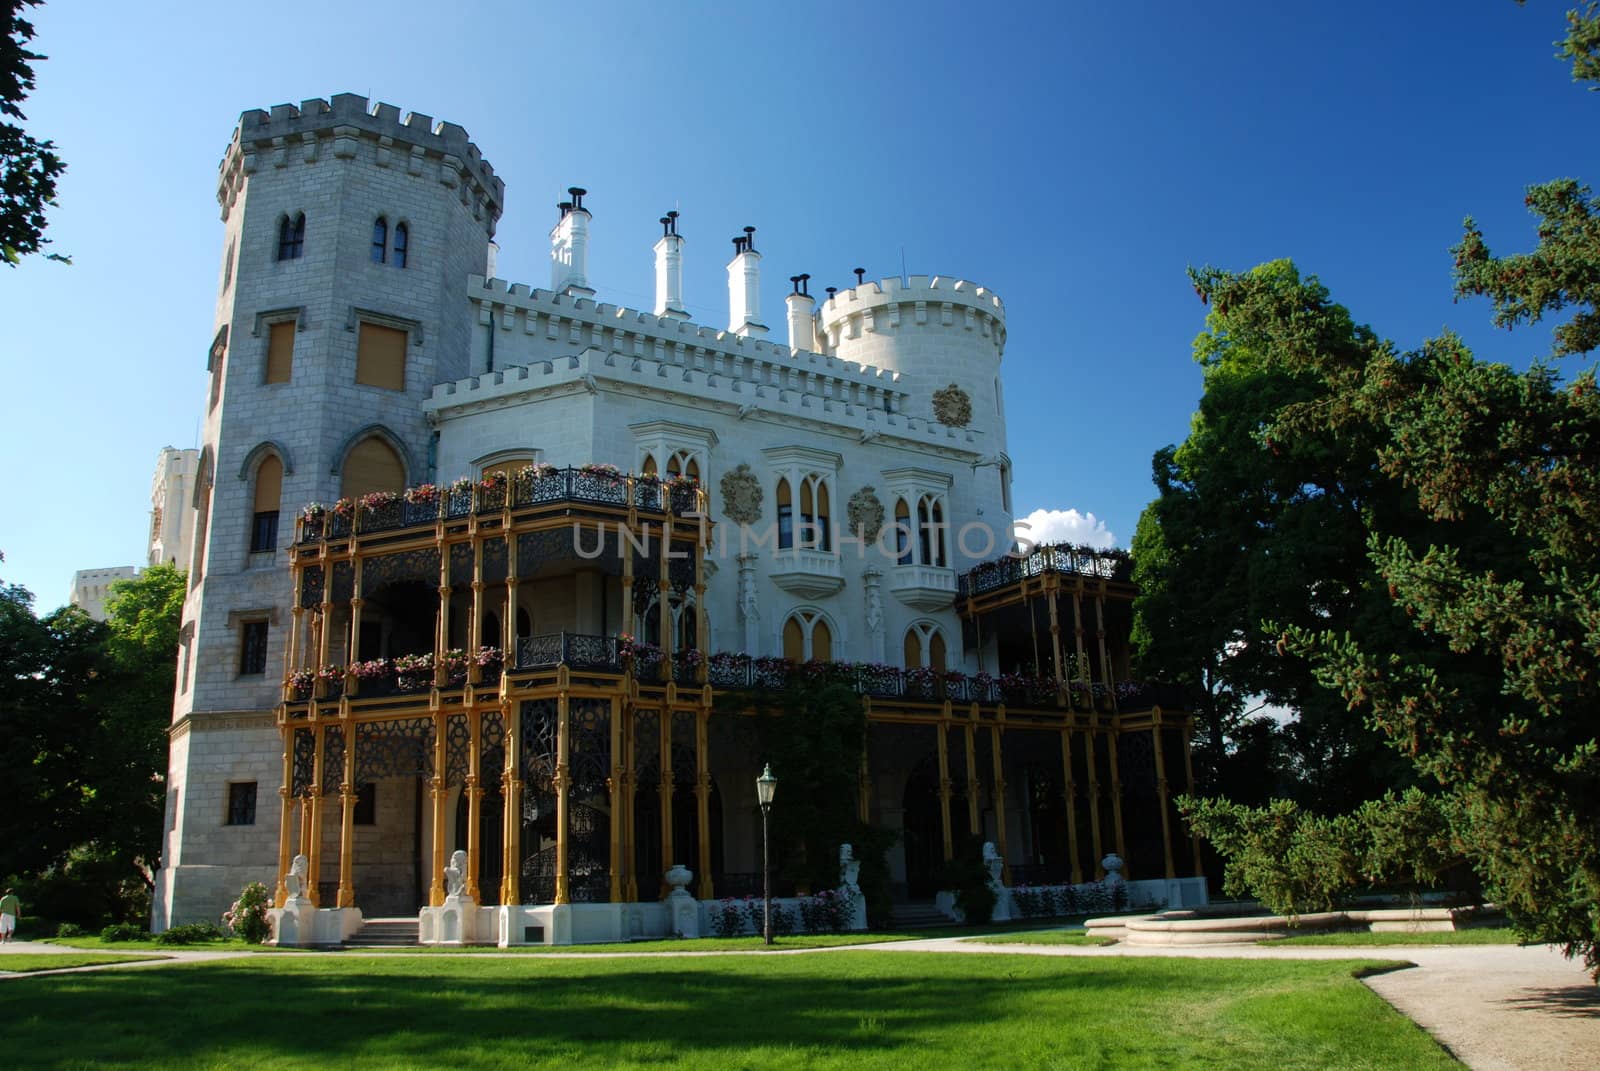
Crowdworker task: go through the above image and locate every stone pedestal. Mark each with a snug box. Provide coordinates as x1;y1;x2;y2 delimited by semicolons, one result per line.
665;863;700;938
420;894;479;945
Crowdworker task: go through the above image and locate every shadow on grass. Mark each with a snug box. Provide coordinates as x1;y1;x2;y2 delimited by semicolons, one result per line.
0;953;1459;1071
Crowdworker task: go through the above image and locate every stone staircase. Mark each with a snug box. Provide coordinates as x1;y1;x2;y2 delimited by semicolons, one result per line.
343;917;420;948
890;901;955;930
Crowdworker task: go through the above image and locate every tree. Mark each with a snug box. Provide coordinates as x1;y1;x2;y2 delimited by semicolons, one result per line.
1130;261;1419;812
1;0;65;267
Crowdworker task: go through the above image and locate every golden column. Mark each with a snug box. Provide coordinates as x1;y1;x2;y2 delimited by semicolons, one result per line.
963;714;980;837
657;519;673;681
935;719;954;861
500;699;521;906
658;711;674;899
428;709;448;906
554;693;572;905
1085;714;1105;872
988;720;1010;884
695;705;713;900
347;556;365;693
468;535;484;683
336;722;357;907
273;727;293;907
1071;586;1092;710
858;745;871;825
1045;586;1066;703
623;705;639;903
1059;726;1083;884
608;696;625;903
1150;712;1177;881
1182;719;1204;877
466;706;483;900
1094;590;1116;712
306;723;327;907
1107;717;1128;867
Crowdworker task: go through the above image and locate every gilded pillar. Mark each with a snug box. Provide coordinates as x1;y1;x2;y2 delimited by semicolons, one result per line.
989;721;1009;885
500;700;521;906
428;709;448;906
1085;714;1104;871
274;727;293;907
658;520;673;680
1045;586;1065;702
1107;718;1128;867
963;717;980;838
1071;586;1091;710
659;711;675;898
554;693;571;904
337;722;356;908
608;697;625;903
1150;713;1176;880
695;705;713;900
306;724;327;907
936;720;953;861
623;705;639;903
1094;591;1115;712
1059;727;1083;884
466;706;482;900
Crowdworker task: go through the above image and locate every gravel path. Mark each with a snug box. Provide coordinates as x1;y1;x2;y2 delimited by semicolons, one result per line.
4;934;1595;1069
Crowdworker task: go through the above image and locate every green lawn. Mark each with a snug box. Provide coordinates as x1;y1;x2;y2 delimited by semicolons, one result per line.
44;936;289;953
0;951;1456;1069
961;928;1116;947
0;952;167;972
1268;926;1523;947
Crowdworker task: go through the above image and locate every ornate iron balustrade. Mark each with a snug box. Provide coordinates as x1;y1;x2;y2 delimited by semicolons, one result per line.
514;632;622;672
957;543;1134;598
296;467;706;544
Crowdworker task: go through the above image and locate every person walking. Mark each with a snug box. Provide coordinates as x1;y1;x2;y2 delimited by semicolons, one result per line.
0;889;19;942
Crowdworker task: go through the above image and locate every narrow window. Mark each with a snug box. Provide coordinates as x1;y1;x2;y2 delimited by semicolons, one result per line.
895;499;912;566
815;479;832;552
776;478;793;550
250;455;282;554
277;213;305;261
372;217;388;264
918;498;932;565
223;240;235;290
641;455;659;478
811;618;833;662
355;322;407;390
782;616;805;662
264;321;295;384
799;480;815;548
903;629;922;669
239;620;269;675
393;222;408;269
340;436;405;499
354;783;377;825
226;782;258;826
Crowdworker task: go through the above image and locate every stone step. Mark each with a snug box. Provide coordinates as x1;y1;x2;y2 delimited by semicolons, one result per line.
344;918;420;948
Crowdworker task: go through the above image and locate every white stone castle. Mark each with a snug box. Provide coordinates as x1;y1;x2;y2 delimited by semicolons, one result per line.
153;95;1203;944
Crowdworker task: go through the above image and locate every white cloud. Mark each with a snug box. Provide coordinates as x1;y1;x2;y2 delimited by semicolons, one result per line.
1015;508;1117;550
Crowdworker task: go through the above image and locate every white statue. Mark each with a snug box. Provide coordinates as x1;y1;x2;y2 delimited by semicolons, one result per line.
284;854;309;900
982;841;1004;889
445;850;468;898
839;843;862;893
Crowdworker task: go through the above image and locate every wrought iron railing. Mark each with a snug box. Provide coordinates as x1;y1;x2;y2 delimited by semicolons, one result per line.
515;632;622;673
296;467;706;544
957;543;1134;599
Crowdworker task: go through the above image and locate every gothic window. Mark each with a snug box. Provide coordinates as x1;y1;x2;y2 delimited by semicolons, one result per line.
636;593;698;650
223;240;235;290
393;222;408;269
798;475;831;551
782;609;833;663
480;455;533;482
894;499;913;565
641;455;658;478
277;213;305;261
371;217;388;264
355;322;407;390
776;478;793;550
250;454;282;554
207;328;227;412
226;782;257;826
264;321;294;384
917;494;947;567
904;621;947;672
239;620;269;676
666;451;700;482
999;461;1012;513
516;608;532;640
340;436;405;500
190;450;213;588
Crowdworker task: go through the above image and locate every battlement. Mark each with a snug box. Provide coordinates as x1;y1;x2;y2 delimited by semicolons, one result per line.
216;93;504;227
818;275;1006;358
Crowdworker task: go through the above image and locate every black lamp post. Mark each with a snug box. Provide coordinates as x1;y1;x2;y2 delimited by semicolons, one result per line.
757;763;777;945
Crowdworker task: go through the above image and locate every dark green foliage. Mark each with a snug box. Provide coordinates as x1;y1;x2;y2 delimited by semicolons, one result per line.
1;1;65;266
154;922;225;946
935;837;996;924
98;922;145;943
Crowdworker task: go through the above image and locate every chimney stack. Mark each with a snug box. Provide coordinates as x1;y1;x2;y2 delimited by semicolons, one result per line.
786;273;815;350
550;186;594;296
485;240;500;279
726;226;767;337
653;211;688;319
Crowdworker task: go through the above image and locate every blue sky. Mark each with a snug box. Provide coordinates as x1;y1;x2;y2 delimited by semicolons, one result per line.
1;0;1595;608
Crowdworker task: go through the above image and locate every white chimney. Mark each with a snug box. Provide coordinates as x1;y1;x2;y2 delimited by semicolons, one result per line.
485;240;499;279
653;211;688;319
785;273;815;350
550;186;594;296
727;226;767;337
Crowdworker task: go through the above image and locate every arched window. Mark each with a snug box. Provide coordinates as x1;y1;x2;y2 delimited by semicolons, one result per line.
798;474;831;551
371;217;388;264
250;454;283;554
190;450;214;588
666;451;699;481
481;611;501;650
516;608;531;640
903;622;947;672
895;499;912;565
479;455;533;482
782;609;833;663
641;455;659;478
340;436;405;499
776;478;793;550
277;213;305;261
393;222;408;269
637;593;699;650
917;494;947;567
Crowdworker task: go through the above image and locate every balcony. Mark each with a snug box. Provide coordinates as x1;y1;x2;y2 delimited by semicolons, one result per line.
889;563;956;611
957;543;1134;599
295;466;705;544
768;548;844;599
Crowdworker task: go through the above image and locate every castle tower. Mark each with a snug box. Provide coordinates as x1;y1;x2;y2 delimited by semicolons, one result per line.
816;276;1014;563
152;95;503;929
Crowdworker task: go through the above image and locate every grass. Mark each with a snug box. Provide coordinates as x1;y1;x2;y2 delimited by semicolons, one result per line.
0;952;167;972
0;951;1457;1069
961;928;1116;947
1268;926;1524;947
44;936;289;953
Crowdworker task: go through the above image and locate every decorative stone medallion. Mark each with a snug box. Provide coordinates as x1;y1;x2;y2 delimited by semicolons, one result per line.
847;486;885;545
932;383;973;427
719;463;762;525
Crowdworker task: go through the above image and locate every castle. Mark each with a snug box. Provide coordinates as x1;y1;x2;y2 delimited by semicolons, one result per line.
153;94;1205;944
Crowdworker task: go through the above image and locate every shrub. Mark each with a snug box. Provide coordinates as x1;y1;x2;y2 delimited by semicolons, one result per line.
221;882;272;945
99;922;145;943
54;921;84;938
710;899;746;938
936;838;996;925
154;922;224;945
